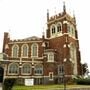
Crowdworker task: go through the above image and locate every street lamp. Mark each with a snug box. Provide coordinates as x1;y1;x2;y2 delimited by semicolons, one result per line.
63;72;66;90
63;59;67;90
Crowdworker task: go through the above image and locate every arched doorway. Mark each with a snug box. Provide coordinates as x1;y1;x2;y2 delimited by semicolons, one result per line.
0;67;4;83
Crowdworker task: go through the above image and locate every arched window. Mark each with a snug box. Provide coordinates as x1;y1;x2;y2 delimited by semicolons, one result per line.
12;44;19;58
21;44;28;57
8;63;19;74
34;64;43;75
50;24;56;37
57;23;62;32
67;24;71;34
71;26;75;37
58;65;64;74
31;43;38;57
52;26;56;34
22;63;31;74
70;44;77;75
70;44;76;60
67;24;75;38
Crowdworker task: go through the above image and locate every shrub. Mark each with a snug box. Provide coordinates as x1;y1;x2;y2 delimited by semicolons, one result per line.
74;78;90;85
3;78;16;90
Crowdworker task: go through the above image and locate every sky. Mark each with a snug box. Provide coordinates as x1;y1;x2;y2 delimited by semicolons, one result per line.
0;0;90;70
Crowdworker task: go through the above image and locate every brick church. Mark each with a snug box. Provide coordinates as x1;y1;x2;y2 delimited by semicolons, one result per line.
1;3;82;85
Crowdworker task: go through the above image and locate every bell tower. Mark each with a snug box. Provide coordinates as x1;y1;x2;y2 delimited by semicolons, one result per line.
46;3;78;40
46;2;81;77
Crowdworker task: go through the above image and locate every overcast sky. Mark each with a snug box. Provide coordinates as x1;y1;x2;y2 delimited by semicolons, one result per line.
0;0;90;70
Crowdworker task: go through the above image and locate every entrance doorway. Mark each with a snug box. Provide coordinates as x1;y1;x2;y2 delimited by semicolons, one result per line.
0;67;4;83
34;78;43;85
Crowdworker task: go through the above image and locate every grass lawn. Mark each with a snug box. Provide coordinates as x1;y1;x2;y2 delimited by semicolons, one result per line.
12;85;63;90
12;85;90;90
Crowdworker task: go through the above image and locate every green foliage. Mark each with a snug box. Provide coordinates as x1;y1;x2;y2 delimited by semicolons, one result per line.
81;63;89;75
12;85;90;90
3;78;16;90
74;77;90;85
12;85;63;90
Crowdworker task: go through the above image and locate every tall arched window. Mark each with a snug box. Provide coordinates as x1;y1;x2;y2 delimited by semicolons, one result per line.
22;63;31;74
67;24;71;34
31;43;38;57
71;25;75;37
8;63;19;74
34;64;43;75
57;23;62;32
67;24;75;38
50;24;56;36
70;44;77;75
58;65;64;74
21;44;28;57
52;26;56;34
12;44;19;58
70;44;76;60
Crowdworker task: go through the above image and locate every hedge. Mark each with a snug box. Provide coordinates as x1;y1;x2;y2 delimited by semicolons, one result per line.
74;78;90;85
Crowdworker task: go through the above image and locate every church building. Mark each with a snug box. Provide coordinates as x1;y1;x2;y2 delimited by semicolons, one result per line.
1;3;82;85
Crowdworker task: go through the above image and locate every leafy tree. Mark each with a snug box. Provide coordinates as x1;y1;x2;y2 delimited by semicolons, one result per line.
81;63;89;76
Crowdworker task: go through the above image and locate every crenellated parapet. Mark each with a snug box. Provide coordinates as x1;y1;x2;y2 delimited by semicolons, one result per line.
47;13;76;26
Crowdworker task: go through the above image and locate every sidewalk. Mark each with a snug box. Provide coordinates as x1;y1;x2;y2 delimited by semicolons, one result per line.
46;86;90;90
48;88;90;90
52;88;90;90
0;83;2;90
0;87;2;90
